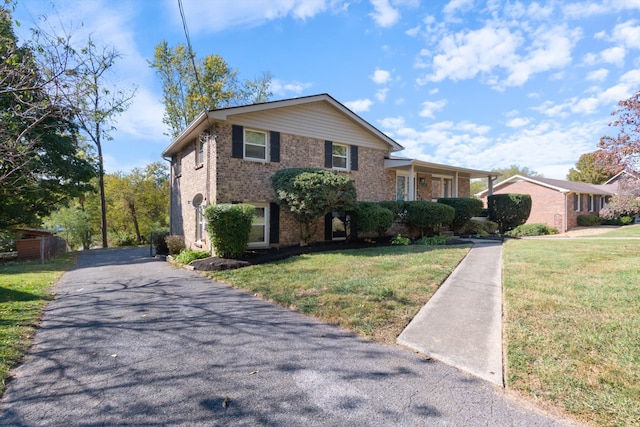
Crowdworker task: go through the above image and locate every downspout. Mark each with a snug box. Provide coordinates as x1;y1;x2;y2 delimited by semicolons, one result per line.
563;192;568;232
162;155;173;235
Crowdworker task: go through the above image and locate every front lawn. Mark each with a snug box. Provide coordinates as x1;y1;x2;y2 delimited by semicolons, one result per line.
503;239;640;427
0;253;76;395
208;244;471;344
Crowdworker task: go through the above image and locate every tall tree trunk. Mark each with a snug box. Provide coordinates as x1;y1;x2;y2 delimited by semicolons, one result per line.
96;128;108;248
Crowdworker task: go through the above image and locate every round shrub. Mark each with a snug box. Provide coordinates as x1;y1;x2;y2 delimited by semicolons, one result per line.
487;194;532;234
458;219;499;236
505;223;558;237
353;202;394;236
577;214;602;226
205;204;254;259
437;198;483;232
403;201;455;237
165;234;185;255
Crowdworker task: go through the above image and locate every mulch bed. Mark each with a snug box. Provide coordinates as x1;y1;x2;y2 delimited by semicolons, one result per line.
188;236;471;272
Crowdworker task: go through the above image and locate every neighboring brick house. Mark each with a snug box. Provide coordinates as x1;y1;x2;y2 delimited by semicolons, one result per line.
162;94;496;251
477;175;619;232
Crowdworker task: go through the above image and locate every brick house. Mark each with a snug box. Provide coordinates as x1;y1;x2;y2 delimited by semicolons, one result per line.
162;94;496;251
476;175;619;232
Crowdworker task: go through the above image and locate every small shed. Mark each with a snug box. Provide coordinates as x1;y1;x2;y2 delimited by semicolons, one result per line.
12;228;68;262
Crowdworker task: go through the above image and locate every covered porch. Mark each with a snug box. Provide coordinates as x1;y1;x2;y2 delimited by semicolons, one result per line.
384;157;497;201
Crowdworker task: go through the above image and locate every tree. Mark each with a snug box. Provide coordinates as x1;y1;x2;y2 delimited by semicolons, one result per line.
31;26;137;248
149;41;272;138
599;91;640;171
471;165;542;195
600;176;640;219
567;150;622;184
272;168;357;245
487;194;532;234
1;6;95;228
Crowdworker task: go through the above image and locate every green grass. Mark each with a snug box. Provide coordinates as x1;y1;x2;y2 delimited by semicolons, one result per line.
503;239;640;427
593;224;640;238
0;254;76;395
208;244;471;343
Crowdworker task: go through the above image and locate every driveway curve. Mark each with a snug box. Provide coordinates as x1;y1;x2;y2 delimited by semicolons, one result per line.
1;247;574;426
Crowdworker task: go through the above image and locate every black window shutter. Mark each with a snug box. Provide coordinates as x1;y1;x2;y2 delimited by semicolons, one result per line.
350;145;358;171
324;140;333;168
324;212;333;241
269;203;279;244
232;125;243;158
270;131;280;162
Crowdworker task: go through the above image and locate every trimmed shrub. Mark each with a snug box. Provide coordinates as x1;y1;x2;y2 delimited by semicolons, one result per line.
487;194;532;233
272;168;356;245
415;235;451;245
353;202;394;236
378;200;408;218
205;204;254;259
152;231;170;255
458;219;499;236
390;234;410;245
621;216;634;225
506;223;559;237
165;235;185;255
174;249;211;265
577;214;602;226
404;201;455;237
437;198;483;232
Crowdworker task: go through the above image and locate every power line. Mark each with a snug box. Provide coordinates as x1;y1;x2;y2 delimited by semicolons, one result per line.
178;0;207;110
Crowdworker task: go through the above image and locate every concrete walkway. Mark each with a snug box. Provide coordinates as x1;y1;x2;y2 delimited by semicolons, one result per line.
398;240;504;386
0;247;572;426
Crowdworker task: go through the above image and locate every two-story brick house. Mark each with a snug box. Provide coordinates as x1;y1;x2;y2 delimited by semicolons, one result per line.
162;94;496;251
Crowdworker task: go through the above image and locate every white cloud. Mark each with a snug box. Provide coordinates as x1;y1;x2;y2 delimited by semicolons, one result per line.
419;99;447;118
269;79;313;96
600;46;626;66
178;0;333;32
345;98;373;112
375;88;389;102
506;117;530;128
612;20;640;49
443;0;474;17
563;0;640;18
378;116;405;129
369;0;401;27
586;68;609;81
371;68;391;84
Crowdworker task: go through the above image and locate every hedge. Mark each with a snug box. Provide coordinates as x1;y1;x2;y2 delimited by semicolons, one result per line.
487;194;532;233
437;198;483;232
205;204;254;259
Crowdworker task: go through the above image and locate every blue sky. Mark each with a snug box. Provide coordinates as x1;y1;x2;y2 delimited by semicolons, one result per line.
13;0;640;179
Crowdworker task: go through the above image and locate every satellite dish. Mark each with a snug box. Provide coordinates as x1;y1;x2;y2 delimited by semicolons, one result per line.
192;193;204;206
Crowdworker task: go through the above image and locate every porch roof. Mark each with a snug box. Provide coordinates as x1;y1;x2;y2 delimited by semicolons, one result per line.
384;157;497;179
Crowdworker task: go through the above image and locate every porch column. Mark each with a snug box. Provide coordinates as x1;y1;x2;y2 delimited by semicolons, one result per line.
488;175;494;196
454;172;459;197
408;166;415;201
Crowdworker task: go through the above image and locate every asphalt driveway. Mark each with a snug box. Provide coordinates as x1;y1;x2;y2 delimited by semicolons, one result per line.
0;247;573;426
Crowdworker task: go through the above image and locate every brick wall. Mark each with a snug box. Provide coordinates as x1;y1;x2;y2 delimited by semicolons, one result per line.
479;180;604;232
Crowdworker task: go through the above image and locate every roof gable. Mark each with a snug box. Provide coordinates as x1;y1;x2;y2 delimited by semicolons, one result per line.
162;94;403;157
477;175;617;197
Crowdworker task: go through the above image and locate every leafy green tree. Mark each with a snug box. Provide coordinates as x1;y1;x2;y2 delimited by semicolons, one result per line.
1;7;95;228
44;205;94;250
487;193;532;234
103;163;169;244
599;90;640;171
567;150;622;184
149;41;272;138
272;168;357;245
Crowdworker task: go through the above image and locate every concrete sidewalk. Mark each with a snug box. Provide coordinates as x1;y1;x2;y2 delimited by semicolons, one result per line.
398;240;504;386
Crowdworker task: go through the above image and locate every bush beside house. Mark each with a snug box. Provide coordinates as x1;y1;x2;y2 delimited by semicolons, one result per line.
437;198;483;232
205;204;254;258
487;194;532;234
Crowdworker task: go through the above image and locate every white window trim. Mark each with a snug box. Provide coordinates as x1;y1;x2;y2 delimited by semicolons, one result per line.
574;193;583;212
332;142;350;171
396;172;409;201
195;204;206;243
244;129;268;162
588;194;595;212
248;203;269;248
196;139;204;166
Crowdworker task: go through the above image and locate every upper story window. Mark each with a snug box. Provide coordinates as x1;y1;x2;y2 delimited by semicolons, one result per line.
332;143;349;169
196;138;204;165
174;152;182;177
244;129;267;161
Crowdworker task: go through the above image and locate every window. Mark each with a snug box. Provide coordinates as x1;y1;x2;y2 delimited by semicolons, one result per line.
195;205;205;242
600;196;606;210
244;129;267;161
332;143;349;169
196;138;204;165
588;194;595;212
174;152;182;176
573;193;582;211
396;174;408;201
248;204;268;247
